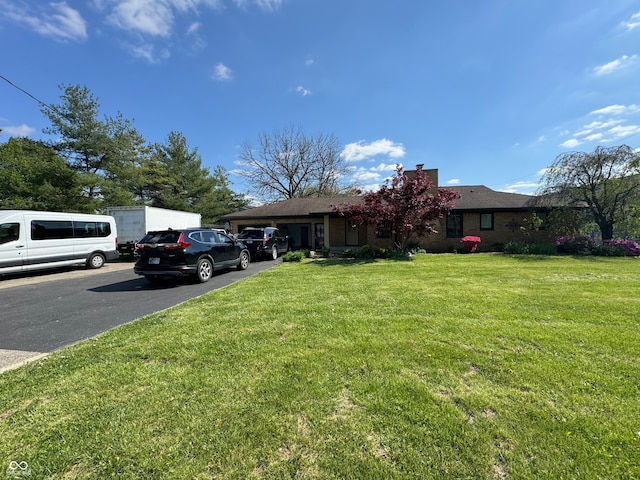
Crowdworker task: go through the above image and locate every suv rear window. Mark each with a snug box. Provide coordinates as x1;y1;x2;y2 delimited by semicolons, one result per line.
238;230;264;239
139;231;181;244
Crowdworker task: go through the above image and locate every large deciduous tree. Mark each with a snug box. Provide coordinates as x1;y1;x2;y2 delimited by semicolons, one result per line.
0;137;81;211
236;125;351;202
333;166;460;249
538;145;640;240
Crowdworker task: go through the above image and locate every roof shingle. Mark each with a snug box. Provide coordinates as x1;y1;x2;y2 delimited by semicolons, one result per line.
222;186;539;220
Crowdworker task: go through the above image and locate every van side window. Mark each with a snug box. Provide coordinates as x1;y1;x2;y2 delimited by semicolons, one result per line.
0;223;20;244
73;221;112;238
31;220;74;240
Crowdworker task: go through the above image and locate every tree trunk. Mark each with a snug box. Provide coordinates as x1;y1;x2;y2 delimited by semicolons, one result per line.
600;223;614;241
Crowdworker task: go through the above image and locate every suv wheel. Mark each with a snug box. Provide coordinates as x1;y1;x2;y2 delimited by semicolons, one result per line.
196;258;213;283
237;250;250;270
271;245;278;260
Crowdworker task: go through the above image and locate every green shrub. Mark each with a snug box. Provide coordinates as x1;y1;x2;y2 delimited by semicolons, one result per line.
504;242;529;254
358;244;387;259
387;247;411;259
282;251;305;262
490;243;505;252
592;244;625;257
341;249;357;258
321;246;331;257
526;243;557;255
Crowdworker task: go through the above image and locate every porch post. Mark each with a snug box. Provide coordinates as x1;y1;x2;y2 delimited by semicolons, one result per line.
324;214;330;248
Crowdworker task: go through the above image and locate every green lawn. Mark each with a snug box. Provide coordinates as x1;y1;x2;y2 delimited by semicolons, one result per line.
1;254;639;479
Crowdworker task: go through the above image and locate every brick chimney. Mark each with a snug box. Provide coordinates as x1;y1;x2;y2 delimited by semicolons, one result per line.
406;165;438;193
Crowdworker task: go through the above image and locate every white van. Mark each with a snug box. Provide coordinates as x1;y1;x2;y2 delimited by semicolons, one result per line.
0;210;119;276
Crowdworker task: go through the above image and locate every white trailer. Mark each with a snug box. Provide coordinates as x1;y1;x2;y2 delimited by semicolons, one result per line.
106;206;201;254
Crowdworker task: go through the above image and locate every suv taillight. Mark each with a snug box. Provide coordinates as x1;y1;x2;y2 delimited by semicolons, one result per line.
164;232;192;250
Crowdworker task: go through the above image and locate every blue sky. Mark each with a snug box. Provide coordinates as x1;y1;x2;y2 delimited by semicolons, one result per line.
1;0;639;197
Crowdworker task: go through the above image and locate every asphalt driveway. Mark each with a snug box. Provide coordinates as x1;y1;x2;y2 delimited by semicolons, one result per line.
0;259;279;373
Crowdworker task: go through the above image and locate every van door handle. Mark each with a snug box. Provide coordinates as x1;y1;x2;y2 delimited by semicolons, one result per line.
15;245;25;248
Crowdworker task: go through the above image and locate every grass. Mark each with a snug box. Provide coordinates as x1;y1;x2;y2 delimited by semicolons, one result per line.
1;254;639;479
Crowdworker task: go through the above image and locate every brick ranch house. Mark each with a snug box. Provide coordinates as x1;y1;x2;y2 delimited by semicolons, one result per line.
222;168;555;253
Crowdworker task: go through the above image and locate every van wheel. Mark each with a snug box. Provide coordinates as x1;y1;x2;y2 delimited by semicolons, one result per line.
196;258;213;283
87;253;105;269
271;245;278;260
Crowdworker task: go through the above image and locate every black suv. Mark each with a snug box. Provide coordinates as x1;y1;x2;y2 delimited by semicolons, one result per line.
237;227;288;260
134;228;250;283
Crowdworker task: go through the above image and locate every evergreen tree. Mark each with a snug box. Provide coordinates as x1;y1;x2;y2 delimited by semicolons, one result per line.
0;137;81;211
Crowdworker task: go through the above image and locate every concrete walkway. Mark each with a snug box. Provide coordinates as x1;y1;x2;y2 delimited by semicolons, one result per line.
0;349;48;374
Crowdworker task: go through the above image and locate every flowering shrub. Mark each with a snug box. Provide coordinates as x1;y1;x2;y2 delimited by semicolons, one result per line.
460;236;481;253
603;239;640;257
555;235;594;255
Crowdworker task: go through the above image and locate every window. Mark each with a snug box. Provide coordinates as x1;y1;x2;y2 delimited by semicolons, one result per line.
376;222;391;238
73;221;112;238
480;213;494;230
314;223;324;249
536;211;548;230
31;220;73;240
216;232;233;244
446;214;463;238
0;223;20;244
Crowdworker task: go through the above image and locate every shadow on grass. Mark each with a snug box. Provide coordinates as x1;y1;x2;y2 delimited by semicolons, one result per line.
301;256;414;267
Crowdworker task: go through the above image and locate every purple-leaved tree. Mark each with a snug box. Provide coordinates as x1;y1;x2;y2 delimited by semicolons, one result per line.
333;166;460;249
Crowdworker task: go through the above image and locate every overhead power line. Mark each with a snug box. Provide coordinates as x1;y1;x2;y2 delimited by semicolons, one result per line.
0;73;62;116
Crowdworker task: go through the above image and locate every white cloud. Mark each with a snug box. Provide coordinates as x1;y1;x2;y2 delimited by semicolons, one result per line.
186;21;200;35
607;124;640;139
2;1;87;41
370;162;398;172
232;0;284;11
102;0;226;37
341;138;406;162
560;138;582;148
594;55;638;76
213;62;233;81
623;11;640;30
590;104;640;116
0;124;36;137
127;43;170;62
352;170;382;182
108;0;174;36
500;181;540;195
584;133;604;142
253;0;284;11
574;120;622;137
446;178;461;185
296;86;311;96
558;103;640;148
